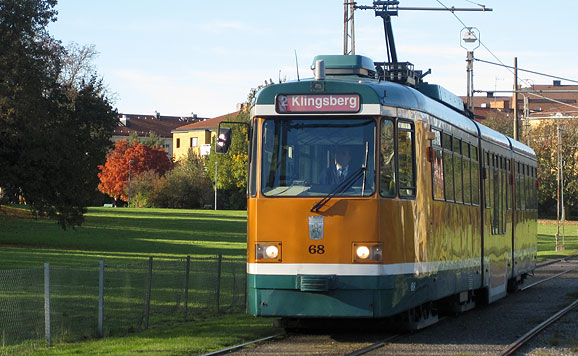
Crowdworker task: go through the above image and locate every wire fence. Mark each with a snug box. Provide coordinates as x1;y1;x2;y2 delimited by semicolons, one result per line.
0;255;246;349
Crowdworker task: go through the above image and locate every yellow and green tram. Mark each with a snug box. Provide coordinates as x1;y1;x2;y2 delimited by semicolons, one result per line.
219;54;537;327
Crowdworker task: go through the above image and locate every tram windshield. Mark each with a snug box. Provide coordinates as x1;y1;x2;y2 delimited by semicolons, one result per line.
261;117;376;197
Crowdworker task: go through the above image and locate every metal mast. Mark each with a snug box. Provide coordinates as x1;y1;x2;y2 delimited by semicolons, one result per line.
343;1;356;55
355;1;492;65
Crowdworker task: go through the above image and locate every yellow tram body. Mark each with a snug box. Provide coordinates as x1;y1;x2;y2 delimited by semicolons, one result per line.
222;55;537;323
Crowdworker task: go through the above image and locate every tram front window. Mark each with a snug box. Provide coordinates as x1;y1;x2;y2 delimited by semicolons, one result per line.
261;118;376;197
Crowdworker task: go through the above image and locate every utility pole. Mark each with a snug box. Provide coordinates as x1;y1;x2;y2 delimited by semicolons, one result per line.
556;124;565;251
343;1;355;55
513;57;519;140
466;51;474;112
214;161;218;211
523;96;529;145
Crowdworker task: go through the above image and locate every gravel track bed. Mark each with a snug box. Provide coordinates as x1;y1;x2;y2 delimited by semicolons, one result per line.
366;261;578;356
226;259;578;355
228;333;390;355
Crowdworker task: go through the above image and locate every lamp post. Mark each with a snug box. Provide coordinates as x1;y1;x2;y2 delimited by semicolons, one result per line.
460;27;480;114
555;122;565;251
128;159;134;208
214;161;218;211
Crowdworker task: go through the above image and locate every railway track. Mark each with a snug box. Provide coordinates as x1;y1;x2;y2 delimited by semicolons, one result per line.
498;297;578;356
201;257;578;356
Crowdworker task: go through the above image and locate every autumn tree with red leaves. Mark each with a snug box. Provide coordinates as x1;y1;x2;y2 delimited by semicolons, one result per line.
98;139;172;202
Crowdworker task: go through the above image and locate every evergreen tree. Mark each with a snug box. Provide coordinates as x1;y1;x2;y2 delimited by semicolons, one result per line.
0;0;118;228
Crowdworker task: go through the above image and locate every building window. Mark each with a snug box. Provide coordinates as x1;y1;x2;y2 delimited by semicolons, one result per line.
190;137;198;147
176;138;180;148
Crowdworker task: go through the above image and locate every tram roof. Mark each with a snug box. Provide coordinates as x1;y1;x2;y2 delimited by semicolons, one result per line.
254;76;480;136
509;138;536;159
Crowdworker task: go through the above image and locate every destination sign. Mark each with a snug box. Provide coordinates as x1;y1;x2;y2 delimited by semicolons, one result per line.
276;94;360;113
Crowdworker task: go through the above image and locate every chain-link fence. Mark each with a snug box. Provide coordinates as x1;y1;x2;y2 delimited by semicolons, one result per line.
0;255;246;348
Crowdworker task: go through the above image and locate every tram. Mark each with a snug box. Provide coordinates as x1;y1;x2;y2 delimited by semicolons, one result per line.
215;6;537;329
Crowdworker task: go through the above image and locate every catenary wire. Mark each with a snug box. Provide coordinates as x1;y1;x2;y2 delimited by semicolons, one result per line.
435;0;578;114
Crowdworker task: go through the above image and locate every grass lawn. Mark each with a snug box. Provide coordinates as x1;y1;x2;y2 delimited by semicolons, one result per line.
1;314;277;356
537;219;578;260
0;206;248;269
1;205;577;355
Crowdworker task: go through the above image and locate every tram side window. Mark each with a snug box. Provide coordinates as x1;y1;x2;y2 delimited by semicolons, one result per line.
453;137;463;203
398;121;416;198
520;164;526;210
524;165;533;210
380;119;396;197
490;154;506;235
484;151;491;209
463;142;471;205
533;167;538;210
515;162;521;210
443;133;454;201
532;167;538;210
498;156;507;234
491;155;499;234
506;160;511;210
471;147;479;205
431;129;445;200
249;120;258;197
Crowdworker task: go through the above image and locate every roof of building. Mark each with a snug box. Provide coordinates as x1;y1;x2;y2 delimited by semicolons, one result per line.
114;113;207;138
172;111;240;132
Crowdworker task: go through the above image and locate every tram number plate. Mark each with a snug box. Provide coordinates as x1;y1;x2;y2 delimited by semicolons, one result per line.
308;245;325;254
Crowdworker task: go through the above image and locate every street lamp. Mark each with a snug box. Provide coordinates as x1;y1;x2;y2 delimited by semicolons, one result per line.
460;27;480;114
128;159;134;208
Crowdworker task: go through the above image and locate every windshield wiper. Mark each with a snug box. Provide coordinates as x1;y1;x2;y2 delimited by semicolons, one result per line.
310;142;369;213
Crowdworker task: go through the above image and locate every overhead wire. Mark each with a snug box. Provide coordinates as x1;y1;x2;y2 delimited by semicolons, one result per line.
435;0;578;115
474;58;578;85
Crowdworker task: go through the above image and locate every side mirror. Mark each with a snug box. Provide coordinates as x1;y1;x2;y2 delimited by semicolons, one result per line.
215;125;232;154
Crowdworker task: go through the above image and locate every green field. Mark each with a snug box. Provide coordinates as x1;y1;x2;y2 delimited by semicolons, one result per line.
537;220;578;260
0;206;248;269
1;206;577;355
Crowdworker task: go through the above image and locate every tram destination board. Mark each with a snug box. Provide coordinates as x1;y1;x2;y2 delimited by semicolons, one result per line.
276;94;360;113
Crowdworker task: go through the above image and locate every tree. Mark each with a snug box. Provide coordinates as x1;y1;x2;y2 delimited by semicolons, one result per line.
129;131;164;148
0;0;118;228
205;109;250;209
156;149;212;208
98;139;172;202
58;42;99;88
479;111;514;137
528;119;578;217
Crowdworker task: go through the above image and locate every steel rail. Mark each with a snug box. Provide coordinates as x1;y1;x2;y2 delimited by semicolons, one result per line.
198;334;284;356
498;298;578;356
521;266;578;291
536;255;578;269
343;334;401;356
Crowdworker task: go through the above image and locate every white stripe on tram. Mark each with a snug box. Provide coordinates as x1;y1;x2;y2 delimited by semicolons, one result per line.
247;258;482;276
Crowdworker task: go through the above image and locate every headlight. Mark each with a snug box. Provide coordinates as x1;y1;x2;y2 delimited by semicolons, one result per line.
255;242;282;262
356;246;371;259
353;243;383;263
265;245;279;259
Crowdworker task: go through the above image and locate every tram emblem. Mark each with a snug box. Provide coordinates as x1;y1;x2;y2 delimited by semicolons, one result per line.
308;216;324;240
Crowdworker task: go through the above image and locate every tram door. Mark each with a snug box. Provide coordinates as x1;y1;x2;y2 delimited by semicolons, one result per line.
482;149;509;303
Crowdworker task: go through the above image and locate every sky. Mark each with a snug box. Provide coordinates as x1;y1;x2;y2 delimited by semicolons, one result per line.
48;1;578;118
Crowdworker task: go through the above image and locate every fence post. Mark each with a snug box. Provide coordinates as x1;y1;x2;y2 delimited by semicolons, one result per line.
44;262;51;347
216;253;222;314
183;256;190;322
144;257;153;330
98;260;104;337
